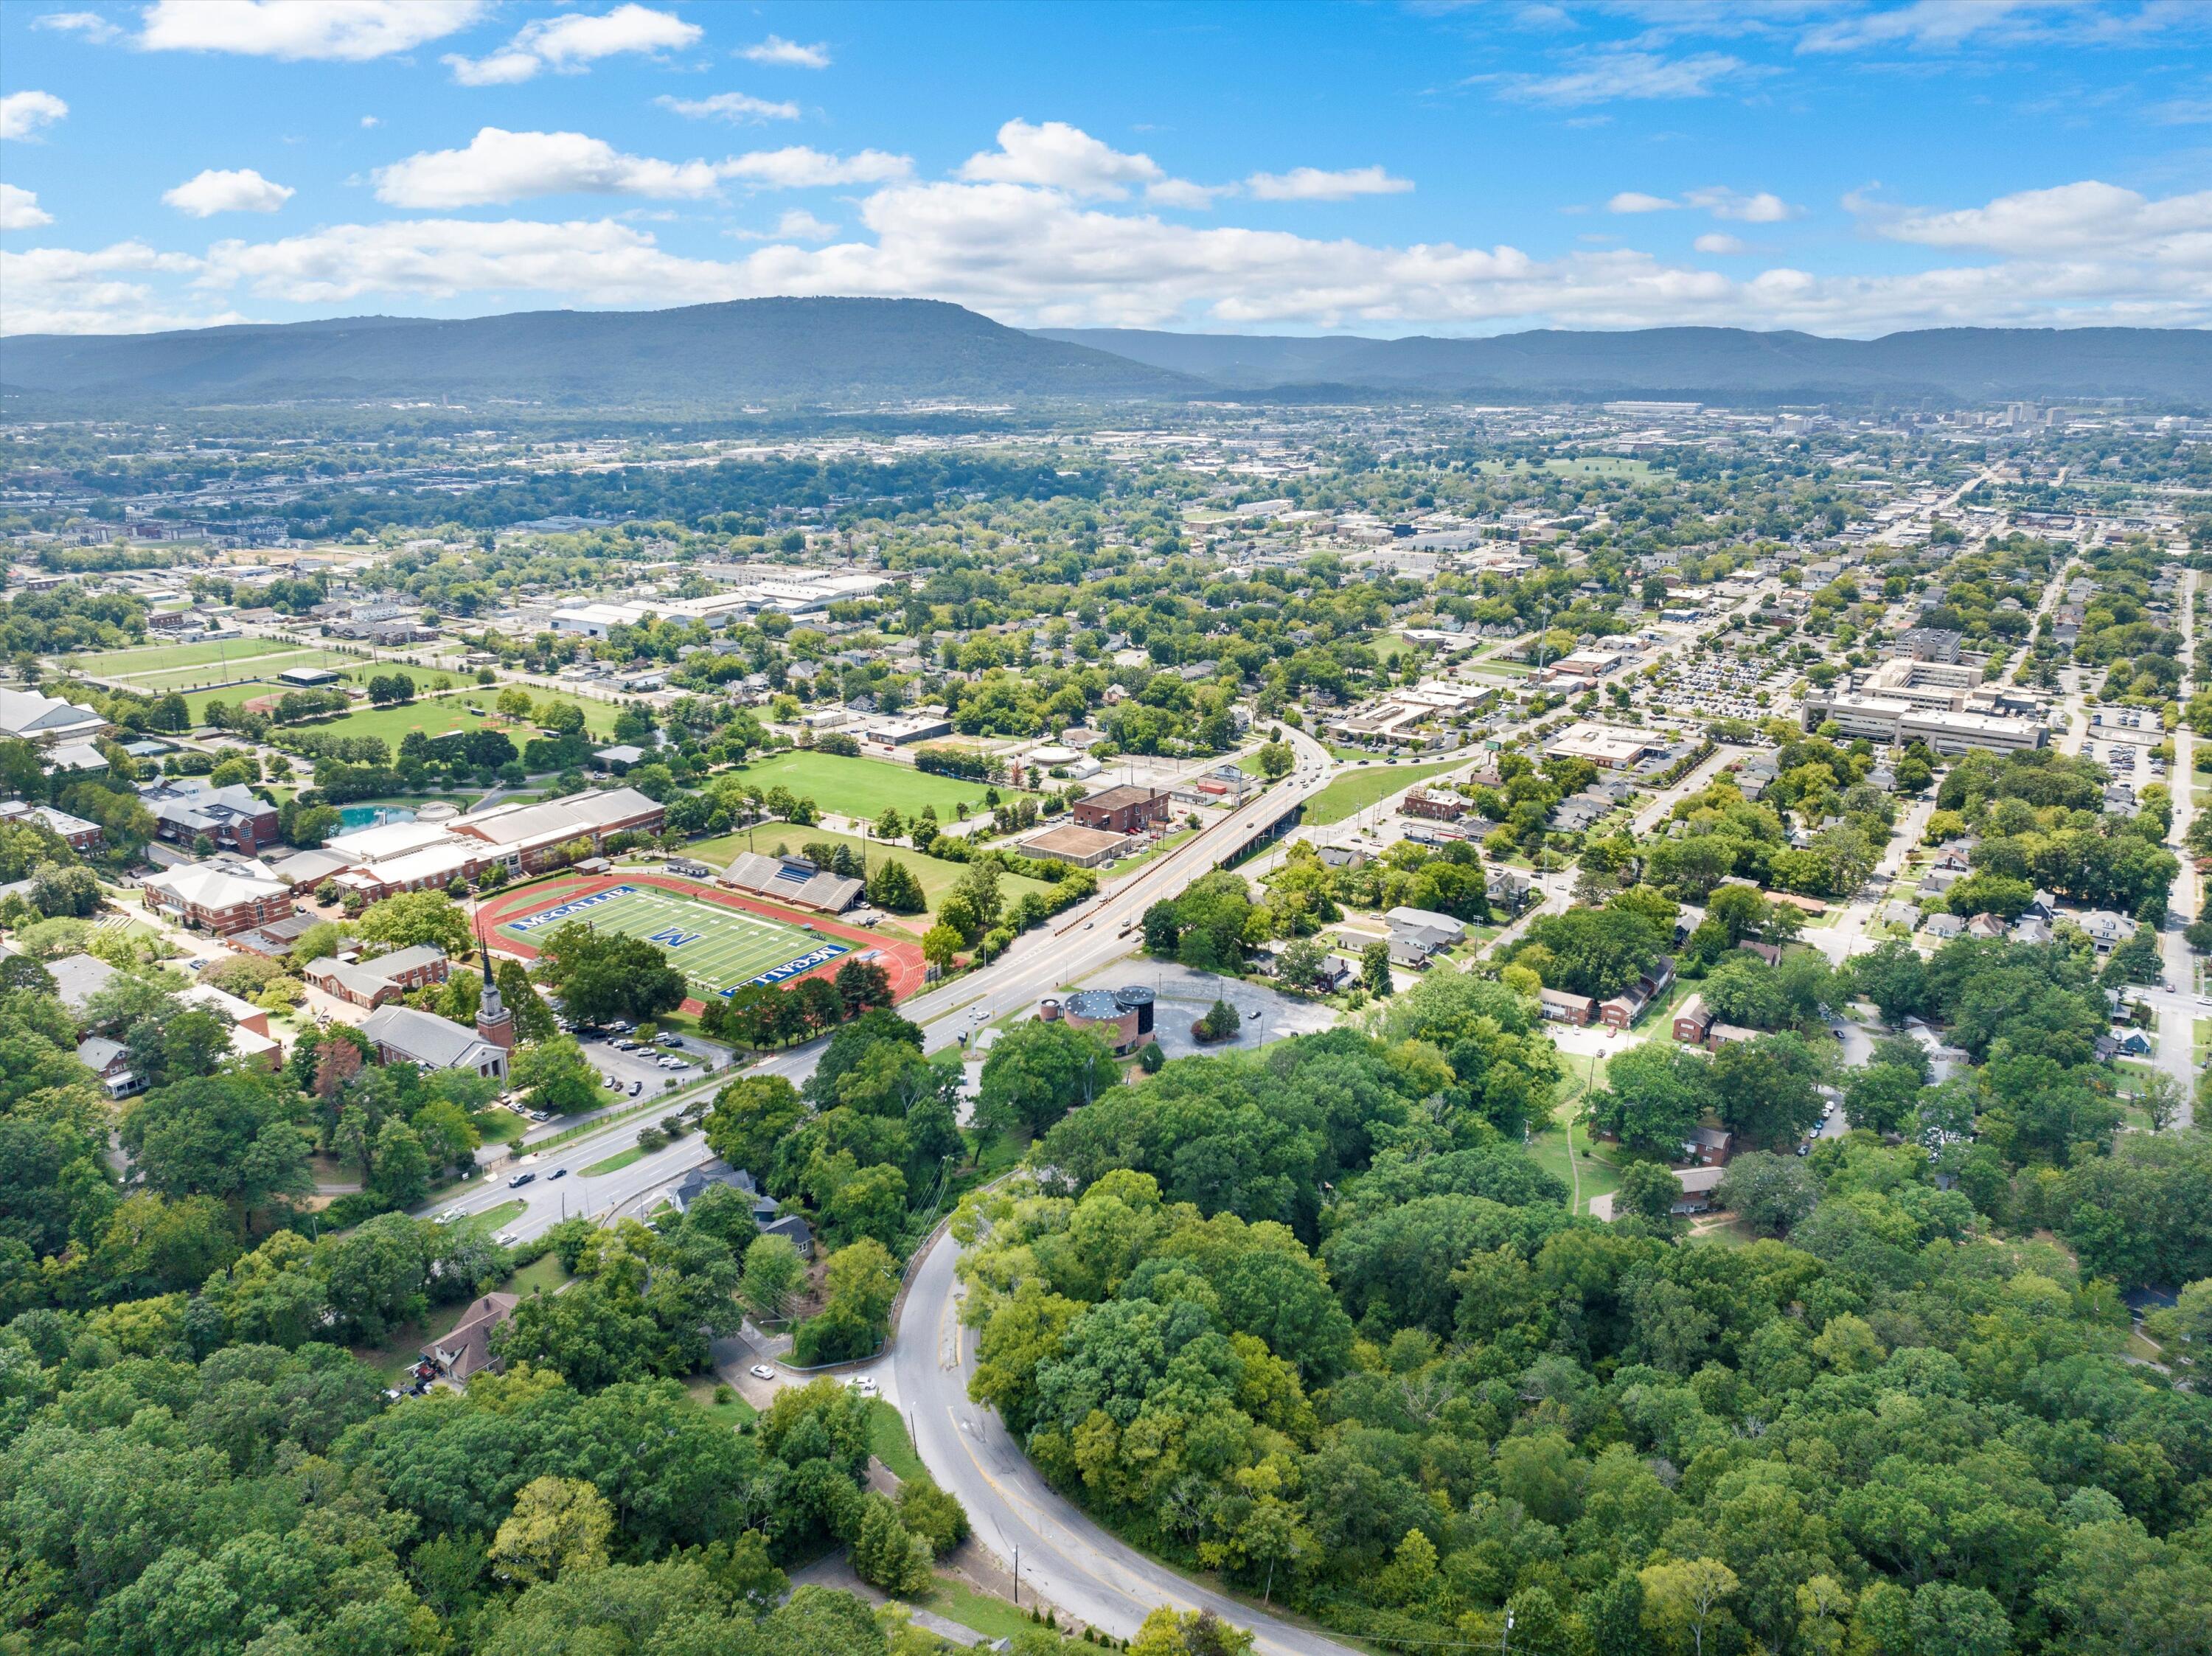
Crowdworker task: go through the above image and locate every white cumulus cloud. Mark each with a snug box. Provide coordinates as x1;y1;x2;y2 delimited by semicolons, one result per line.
732;208;840;242
32;11;122;43
445;4;700;85
1859;179;2212;256
0;184;55;230
1695;232;1750;254
722;146;912;188
1684;186;1798;223
0;238;229;334
0;91;69;142
1607;191;1677;213
959;119;1165;199
741;35;830;68
656;91;801;123
162;167;294;217
375;128;725;206
1247;165;1412;202
138;0;488;60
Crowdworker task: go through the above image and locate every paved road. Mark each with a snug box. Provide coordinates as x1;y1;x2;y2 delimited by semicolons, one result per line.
885;1222;1357;1655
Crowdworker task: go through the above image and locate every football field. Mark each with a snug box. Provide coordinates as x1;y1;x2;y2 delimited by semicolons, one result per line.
495;880;848;998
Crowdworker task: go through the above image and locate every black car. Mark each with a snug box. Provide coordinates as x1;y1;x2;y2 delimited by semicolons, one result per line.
548;1167;568;1180
508;1171;536;1188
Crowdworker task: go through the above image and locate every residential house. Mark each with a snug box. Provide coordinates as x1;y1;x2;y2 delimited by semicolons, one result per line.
1672;992;1715;1046
75;1035;143;1099
1385;906;1466;965
1540;989;1598;1026
2076;910;2134;954
1921;912;1966;942
1601;957;1677;1031
1683;1124;1733;1165
420;1293;518;1385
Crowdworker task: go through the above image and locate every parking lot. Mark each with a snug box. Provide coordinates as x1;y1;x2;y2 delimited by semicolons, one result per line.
578;1028;732;1098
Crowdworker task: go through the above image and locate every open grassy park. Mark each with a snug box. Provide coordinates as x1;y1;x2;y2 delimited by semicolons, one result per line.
1303;757;1465;827
271;688;620;748
728;748;1028;821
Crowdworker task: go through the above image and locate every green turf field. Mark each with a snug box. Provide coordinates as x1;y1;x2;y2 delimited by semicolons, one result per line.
498;880;842;998
731;749;1026;820
68;637;311;675
1304;758;1466;826
259;689;619;746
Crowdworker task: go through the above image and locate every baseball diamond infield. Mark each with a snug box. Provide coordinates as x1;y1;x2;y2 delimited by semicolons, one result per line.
473;871;926;1012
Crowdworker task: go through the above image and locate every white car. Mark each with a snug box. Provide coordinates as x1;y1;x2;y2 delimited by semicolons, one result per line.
434;1208;462;1225
749;1364;775;1380
494;1231;518;1246
656;1055;685;1070
847;1375;878;1394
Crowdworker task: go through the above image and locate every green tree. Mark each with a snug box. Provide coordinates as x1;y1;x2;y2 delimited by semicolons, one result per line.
356;890;472;957
740;1232;806;1321
868;857;925;914
512;1034;600;1114
1617;1158;1680;1225
978;1018;1116;1137
706;1074;804;1174
1588;1040;1713;1158
1711;1033;1827;1149
489;1476;613;1586
1715;1150;1818;1236
495;957;559;1043
1360;939;1393;997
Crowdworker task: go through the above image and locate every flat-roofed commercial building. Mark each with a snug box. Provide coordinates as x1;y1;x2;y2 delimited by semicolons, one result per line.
1799;692;2045;754
1544;723;1659;770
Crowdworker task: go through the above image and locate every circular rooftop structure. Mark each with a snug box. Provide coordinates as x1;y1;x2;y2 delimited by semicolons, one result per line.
1064;989;1127;1020
1113;986;1155;1009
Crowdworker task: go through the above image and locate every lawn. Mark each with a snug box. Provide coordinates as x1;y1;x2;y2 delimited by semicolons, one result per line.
868;1398;925;1481
923;1580;1037;1643
267;689;618;749
97;650;369;692
457;1198;526;1238
729;749;1029;821
684;824;1052;925
1302;759;1466;827
686;1375;757;1427
498;877;841;998
1526;1057;1624;1219
582;1145;645;1177
67;636;315;675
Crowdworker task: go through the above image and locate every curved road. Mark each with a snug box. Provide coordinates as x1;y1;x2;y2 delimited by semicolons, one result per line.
885;1223;1357;1656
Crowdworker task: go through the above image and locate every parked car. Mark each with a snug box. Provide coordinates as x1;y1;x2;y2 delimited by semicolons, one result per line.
508;1171;536;1187
628;1081;643;1096
748;1364;775;1380
656;1055;685;1070
656;1034;682;1048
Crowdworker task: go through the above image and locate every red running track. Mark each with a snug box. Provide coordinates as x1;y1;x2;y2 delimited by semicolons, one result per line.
472;871;928;1014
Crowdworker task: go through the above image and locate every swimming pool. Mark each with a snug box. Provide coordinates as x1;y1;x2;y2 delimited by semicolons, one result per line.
338;805;417;829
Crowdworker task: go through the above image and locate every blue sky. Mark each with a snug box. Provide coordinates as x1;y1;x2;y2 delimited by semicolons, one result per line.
3;0;2208;338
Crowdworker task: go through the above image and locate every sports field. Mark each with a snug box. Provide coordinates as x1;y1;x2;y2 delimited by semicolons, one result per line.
495;880;847;998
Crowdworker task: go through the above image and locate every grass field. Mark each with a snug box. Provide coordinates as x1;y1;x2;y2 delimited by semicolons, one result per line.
868;1399;925;1481
69;637;314;675
685;824;1052;924
268;689;619;748
1304;759;1465;826
731;749;1027;821
582;1146;645;1177
498;879;839;998
113;650;372;692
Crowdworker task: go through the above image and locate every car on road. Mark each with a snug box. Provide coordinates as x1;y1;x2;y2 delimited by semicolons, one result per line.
749;1364;775;1380
435;1208;462;1224
494;1231;518;1246
846;1375;877;1394
548;1167;568;1180
508;1171;536;1187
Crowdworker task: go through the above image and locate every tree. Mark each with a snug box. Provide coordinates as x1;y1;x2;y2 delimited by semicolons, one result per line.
1197;998;1242;1040
1130;1608;1253;1656
868;858;925;914
1256;739;1294;779
1843;1059;1924;1137
897;1475;970;1557
849;1492;934;1595
1360;939;1393;997
1588;1040;1713;1158
950;858;1004;936
1618;1158;1680;1225
796;1236;900;1364
740;1232;805;1321
977;1017;1115;1137
832;956;893;1017
921;924;962;972
496;686;533;719
1716;1150;1818;1236
1517;906;1666;999
356;891;471;958
1848;937;1932;1024
1711;1033;1826;1149
533;922;688;1026
706;1074;804;1173
489;1477;613;1586
495;957;558;1043
1639;1557;1739;1656
2138;1070;2184;1133
370;1117;431;1207
511;1035;599;1114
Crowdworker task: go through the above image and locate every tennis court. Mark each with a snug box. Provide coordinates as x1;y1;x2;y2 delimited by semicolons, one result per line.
495;880;847;998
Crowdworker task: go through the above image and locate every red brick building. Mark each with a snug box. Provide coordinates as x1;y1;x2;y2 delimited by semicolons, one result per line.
1071;784;1172;836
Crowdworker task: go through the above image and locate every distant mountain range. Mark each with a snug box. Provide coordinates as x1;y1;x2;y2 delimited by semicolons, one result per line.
2;298;2205;408
0;298;1197;407
1038;324;2212;403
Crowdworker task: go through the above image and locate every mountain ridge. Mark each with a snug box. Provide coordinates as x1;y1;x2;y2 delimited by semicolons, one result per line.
2;300;2204;408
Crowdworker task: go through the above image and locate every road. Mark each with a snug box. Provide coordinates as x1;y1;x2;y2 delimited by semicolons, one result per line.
886;1220;1357;1656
